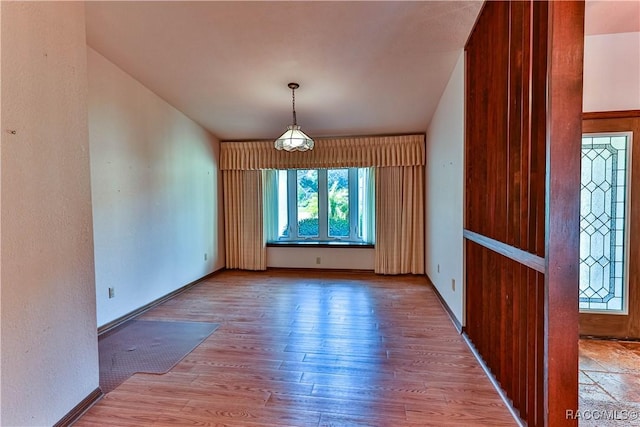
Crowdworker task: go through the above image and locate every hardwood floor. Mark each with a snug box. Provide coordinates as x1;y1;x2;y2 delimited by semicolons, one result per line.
76;270;516;426
579;339;640;426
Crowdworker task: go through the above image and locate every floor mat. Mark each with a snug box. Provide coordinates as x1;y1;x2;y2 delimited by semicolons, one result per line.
98;319;219;393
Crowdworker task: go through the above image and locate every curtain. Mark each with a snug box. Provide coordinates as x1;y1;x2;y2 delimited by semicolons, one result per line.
223;170;266;270
220;134;425;274
375;166;425;275
220;134;425;170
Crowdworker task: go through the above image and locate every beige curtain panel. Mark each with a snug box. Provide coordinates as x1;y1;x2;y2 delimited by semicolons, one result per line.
220;134;425;170
375;166;425;275
223;170;266;270
220;134;425;275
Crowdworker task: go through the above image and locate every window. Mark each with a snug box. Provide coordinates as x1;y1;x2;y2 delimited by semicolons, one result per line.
271;168;374;243
579;132;632;313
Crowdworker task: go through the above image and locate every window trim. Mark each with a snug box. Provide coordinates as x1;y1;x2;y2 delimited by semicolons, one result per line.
276;167;366;243
266;241;374;248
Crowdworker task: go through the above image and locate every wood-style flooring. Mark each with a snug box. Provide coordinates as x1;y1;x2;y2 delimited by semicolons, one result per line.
579;339;640;426
76;270;516;426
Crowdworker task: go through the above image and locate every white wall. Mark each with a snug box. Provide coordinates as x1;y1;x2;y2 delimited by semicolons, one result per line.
267;247;374;270
1;3;99;425
425;52;465;326
583;32;640;112
88;48;225;328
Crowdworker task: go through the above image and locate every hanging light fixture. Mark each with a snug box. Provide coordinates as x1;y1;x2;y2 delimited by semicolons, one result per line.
275;82;314;151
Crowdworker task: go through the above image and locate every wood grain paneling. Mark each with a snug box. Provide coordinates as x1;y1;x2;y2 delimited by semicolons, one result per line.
465;1;546;254
465;3;547;424
463;230;545;273
465;1;584;426
580;114;640;339
465;242;545;425
544;3;584;425
583;110;640;120
465;1;510;241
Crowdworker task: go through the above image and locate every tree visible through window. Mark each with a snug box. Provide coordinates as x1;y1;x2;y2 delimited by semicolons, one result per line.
328;169;349;238
272;168;373;243
297;169;318;237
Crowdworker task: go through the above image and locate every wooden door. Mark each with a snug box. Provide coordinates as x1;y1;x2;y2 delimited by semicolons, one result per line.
580;112;640;339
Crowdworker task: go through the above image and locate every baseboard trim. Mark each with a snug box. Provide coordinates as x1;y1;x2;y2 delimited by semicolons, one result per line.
580;334;640;342
265;267;376;274
98;268;226;336
461;333;525;427
424;275;462;333
53;387;103;427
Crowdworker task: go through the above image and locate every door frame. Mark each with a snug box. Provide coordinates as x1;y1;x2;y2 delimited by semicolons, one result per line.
580;111;640;339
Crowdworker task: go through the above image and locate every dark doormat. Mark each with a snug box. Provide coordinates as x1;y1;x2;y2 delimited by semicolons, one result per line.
99;319;219;393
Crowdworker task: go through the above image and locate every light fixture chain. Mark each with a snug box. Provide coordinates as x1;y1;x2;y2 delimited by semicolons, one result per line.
291;86;297;125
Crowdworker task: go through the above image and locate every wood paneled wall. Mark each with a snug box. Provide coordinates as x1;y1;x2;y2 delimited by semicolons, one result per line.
464;1;584;426
465;1;546;255
466;242;546;425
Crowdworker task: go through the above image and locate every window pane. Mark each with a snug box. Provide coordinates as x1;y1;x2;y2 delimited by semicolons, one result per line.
358;168;365;240
277;170;288;238
357;168;374;243
297;169;318;237
579;133;630;313
328;169;349;237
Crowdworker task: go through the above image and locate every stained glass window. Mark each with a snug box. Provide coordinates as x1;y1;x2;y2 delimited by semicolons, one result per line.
579;133;631;313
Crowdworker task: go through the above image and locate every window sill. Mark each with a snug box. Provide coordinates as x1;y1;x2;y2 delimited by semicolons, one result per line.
266;241;374;249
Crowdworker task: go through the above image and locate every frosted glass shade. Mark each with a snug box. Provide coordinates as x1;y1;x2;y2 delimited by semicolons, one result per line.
274;125;314;151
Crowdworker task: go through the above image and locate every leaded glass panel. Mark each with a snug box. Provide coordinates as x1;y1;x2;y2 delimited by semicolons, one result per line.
579;133;631;313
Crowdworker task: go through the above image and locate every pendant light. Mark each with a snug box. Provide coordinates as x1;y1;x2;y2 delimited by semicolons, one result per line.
274;82;314;151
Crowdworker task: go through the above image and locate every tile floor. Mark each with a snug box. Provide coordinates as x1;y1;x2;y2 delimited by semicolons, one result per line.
579;339;640;426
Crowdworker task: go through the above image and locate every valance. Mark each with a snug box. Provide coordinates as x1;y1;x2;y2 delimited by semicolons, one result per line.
220;134;425;170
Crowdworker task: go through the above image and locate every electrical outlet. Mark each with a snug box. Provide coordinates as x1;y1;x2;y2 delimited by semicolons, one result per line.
204;253;208;261
316;257;321;265
451;279;456;292
108;287;115;299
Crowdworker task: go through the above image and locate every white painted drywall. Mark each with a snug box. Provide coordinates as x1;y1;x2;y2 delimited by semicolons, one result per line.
267;247;374;270
88;48;225;328
583;32;640;112
1;2;99;425
425;51;465;326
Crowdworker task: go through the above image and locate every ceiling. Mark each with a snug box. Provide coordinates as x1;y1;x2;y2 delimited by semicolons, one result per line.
585;0;640;35
85;1;638;142
85;1;483;140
